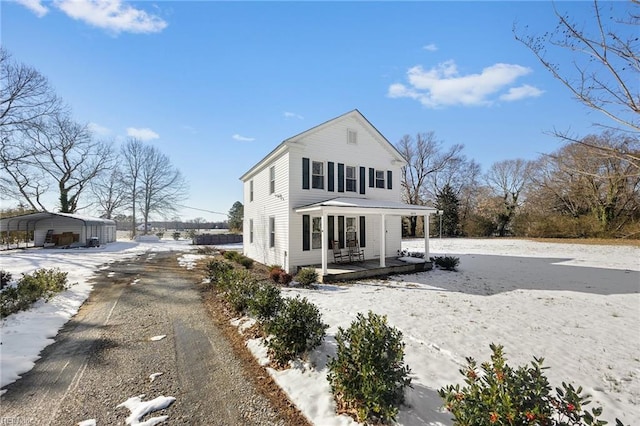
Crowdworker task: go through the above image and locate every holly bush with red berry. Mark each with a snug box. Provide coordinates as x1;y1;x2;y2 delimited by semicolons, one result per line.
438;344;625;426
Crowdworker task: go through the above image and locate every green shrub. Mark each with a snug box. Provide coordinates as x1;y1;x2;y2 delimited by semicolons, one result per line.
432;255;460;271
248;283;283;324
1;268;69;318
295;268;318;287
438;344;621;426
223;250;241;262
238;255;254;269
172;231;181;240
1;270;12;290
205;259;233;286
221;269;259;313
327;311;412;424
266;295;328;366
155;232;164;239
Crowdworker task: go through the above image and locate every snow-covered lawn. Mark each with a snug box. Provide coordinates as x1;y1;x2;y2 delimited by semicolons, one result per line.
1;238;638;425
251;239;640;425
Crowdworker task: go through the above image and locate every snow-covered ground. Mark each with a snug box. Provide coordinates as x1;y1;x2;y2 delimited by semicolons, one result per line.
1;238;639;425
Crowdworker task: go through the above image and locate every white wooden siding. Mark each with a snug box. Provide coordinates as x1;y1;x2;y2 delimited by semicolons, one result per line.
243;151;291;270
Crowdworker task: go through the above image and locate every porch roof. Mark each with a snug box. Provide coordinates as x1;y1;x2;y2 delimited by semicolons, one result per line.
294;197;438;216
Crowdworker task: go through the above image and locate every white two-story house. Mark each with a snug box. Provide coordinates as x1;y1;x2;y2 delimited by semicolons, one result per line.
240;109;437;277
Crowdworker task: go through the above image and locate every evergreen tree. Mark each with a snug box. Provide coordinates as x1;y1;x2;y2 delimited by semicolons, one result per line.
228;201;244;232
435;184;460;237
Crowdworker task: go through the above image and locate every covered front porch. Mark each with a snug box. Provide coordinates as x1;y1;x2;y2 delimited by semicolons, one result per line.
303;256;432;283
294;197;438;279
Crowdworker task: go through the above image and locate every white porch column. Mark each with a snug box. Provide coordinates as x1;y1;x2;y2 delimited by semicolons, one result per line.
380;214;386;267
321;212;328;275
424;214;430;260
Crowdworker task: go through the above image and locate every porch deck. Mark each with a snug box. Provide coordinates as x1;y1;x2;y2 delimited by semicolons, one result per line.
306;257;432;283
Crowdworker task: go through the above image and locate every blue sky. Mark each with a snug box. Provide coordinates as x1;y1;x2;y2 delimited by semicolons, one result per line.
3;0;635;222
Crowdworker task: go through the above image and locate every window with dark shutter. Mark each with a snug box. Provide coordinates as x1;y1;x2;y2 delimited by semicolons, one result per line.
376;170;385;188
387;170;392;189
346;166;357;192
369;168;375;188
302;215;310;251
359;216;366;247
328;162;335;192
338;163;345;192
302;158;310;189
359;167;366;194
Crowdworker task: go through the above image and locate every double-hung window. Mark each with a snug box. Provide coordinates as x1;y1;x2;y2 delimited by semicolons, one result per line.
269;217;275;247
249;180;254;202
249;219;254;243
346;166;357;192
269;166;275;194
312;161;324;189
375;170;385;188
312;217;322;249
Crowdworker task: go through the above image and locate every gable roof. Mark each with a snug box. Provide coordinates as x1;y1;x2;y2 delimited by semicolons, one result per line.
239;109;406;182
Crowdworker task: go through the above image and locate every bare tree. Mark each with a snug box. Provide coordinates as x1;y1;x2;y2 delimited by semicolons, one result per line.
515;0;639;163
530;131;640;233
139;147;187;233
485;159;532;236
120;139;146;238
22;112;113;213
396;132;464;235
90;167;128;219
0;48;61;133
122;141;187;235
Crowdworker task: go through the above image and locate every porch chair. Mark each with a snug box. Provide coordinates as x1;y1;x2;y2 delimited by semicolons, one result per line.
347;239;365;262
332;240;350;264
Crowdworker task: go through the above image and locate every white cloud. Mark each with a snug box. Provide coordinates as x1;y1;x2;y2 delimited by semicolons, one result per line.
127;127;159;141
499;84;544;101
388;60;542;108
422;43;438;52
54;0;167;34
232;134;255;142
284;112;304;120
14;0;49;17
88;122;111;136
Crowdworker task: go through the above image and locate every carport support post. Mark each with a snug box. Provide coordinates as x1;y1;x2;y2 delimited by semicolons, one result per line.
380;214;386;267
424;214;430;260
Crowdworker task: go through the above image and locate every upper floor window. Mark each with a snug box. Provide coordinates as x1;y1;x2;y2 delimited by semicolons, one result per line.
269;166;275;194
375;170;385;188
249;219;254;243
347;129;357;145
312;161;324;189
346;166;357;192
249;180;254;202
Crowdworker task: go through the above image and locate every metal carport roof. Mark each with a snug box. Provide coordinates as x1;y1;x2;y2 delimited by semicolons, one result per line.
0;212;115;232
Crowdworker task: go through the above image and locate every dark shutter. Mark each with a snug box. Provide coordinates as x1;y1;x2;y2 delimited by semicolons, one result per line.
328;162;335;192
369;168;375;188
387;170;392;190
302;158;310;190
328;216;335;248
302;215;310;251
359;167;366;194
337;163;345;193
359;216;366;247
338;216;345;249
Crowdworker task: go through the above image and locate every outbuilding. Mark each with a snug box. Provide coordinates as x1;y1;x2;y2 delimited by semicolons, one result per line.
0;212;116;248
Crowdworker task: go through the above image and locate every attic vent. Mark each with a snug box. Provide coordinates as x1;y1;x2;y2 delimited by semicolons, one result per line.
347;129;357;145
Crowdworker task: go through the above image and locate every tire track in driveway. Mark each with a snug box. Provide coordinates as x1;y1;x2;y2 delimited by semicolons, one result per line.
1;251;290;425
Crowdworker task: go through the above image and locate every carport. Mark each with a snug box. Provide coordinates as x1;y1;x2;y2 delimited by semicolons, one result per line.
0;212;116;249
